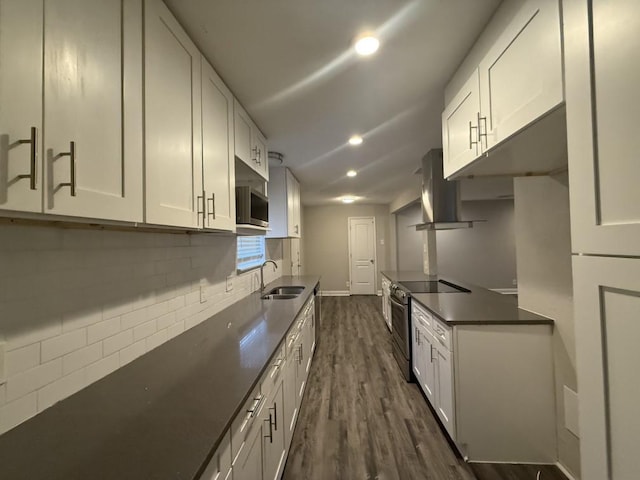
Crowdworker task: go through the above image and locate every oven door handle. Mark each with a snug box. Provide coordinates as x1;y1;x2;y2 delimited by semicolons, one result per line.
390;295;405;309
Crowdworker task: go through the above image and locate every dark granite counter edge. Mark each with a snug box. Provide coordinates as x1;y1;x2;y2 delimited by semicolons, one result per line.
197;278;320;477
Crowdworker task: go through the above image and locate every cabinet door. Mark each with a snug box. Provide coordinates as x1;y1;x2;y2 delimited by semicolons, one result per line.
202;59;235;232
44;0;143;221
565;0;640;256
0;0;43;213
292;176;301;237
144;0;202;228
282;351;298;450
234;100;253;167
233;419;264;480
200;431;232;480
478;0;562;150
420;326;437;406
253;130;269;181
411;319;423;384
442;69;481;179
573;255;640;480
435;344;456;440
262;381;286;480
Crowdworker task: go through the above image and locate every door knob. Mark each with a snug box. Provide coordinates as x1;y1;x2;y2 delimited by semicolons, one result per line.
370;259;374;264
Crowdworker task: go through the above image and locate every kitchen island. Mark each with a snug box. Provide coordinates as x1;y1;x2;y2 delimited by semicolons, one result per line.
0;276;320;480
381;270;556;465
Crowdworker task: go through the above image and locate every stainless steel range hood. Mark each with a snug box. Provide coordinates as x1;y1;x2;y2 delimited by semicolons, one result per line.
415;149;475;231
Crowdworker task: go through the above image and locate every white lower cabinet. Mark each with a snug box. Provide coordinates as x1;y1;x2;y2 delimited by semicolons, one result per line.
410;299;556;463
227;295;316;480
201;431;233;480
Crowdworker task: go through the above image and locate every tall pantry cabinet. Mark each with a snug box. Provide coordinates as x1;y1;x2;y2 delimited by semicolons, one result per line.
0;0;143;221
564;1;640;479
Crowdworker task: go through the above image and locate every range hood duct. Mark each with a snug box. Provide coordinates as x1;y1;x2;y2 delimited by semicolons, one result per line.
415;149;474;231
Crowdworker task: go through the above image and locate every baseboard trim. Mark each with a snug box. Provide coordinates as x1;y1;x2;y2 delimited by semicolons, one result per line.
555;462;577;480
320;290;350;297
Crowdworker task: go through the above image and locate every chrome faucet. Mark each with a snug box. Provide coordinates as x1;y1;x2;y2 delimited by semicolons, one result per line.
260;260;278;293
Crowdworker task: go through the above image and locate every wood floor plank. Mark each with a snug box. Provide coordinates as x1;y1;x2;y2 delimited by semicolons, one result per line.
282;296;567;480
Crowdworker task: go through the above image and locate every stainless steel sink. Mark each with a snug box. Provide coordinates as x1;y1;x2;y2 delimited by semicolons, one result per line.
261;293;299;300
267;286;305;295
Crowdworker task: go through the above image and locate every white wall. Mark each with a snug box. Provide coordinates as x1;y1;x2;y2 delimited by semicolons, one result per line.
514;174;580;478
394;200;517;289
303;204;390;293
0;224;282;435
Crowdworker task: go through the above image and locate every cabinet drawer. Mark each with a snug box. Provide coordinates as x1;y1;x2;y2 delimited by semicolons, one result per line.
201;430;232;480
432;318;452;351
262;342;285;398
231;384;264;465
411;301;434;334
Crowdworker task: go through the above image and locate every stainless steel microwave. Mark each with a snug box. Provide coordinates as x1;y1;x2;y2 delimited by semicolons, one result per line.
235;186;269;227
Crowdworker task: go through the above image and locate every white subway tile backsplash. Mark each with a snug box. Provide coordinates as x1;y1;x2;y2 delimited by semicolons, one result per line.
37;369;86;411
0;393;37;433
5;344;40;377
133;319;157;342
41;330;87;363
86;353;119;385
120;340;146;366
87;317;121;344
6;359;62;402
62;343;102;375
146;329;168;352
103;330;133;357
0;224;284;435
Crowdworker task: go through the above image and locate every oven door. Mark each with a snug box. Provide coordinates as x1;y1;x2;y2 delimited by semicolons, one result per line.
390;295;409;358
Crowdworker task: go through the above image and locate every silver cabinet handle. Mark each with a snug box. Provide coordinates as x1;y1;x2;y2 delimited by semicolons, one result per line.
270;402;278;431
197;191;205;225
17;127;38;190
58;141;76;196
469;121;478;150
251;147;261;165
478;112;488;146
264;412;273;443
207;193;216;219
430;344;435;363
415;327;420;346
247;395;263;417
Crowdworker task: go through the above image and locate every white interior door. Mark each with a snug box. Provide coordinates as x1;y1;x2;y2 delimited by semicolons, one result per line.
348;217;377;295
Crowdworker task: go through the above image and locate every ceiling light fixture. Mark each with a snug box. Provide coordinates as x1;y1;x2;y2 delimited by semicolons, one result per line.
347;170;357;177
348;135;363;146
354;35;380;56
342;197;356;204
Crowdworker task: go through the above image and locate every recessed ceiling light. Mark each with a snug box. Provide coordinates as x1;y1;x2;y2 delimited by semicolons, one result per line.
347;170;357;177
348;135;363;146
342;197;356;204
354;35;380;56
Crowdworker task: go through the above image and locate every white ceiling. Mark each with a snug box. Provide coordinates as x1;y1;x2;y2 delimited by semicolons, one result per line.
164;0;502;205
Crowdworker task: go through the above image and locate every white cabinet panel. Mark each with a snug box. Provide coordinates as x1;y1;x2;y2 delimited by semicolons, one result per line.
234;100;252;168
144;0;201;228
253;130;269;181
0;0;43;213
267;167;301;238
233;418;264;480
419;326;436;405
565;0;640;256
478;0;563;150
44;0;143;221
262;381;286;480
202;59;235;232
442;70;481;179
435;344;455;439
573;255;640;480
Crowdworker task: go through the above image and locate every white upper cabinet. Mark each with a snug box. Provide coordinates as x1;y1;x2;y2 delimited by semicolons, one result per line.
144;0;202;228
1;0;143;221
478;0;563;150
442;70;481;179
44;0;143;221
267;167;301;238
201;58;235;232
442;0;564;180
565;0;640;257
234;100;268;180
0;0;43;214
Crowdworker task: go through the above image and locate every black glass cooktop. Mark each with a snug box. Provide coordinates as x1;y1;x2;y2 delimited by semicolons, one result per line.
398;280;470;294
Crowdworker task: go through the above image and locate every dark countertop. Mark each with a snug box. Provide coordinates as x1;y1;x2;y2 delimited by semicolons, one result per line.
381;270;552;326
0;276;320;480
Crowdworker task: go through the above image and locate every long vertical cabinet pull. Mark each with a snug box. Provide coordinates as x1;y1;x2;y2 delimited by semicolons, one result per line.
207;193;216;220
197;192;205;226
270;402;278;431
58;141;76;196
17;127;38;190
264;412;274;443
477;112;488;149
469;121;478;152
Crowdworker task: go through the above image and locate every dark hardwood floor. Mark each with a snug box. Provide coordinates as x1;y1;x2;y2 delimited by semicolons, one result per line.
282;295;569;480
